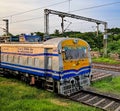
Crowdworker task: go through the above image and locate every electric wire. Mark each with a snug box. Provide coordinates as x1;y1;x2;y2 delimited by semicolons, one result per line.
1;1;120;20
1;1;120;34
11;16;44;23
0;0;68;19
8;1;120;24
71;1;120;13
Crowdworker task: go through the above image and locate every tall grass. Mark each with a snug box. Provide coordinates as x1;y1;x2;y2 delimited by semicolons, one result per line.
0;77;101;111
92;76;120;95
92;57;120;64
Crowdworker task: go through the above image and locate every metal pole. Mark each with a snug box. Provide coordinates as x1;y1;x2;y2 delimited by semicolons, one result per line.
3;19;9;36
61;16;64;34
103;23;108;56
68;0;71;13
96;23;100;37
44;9;49;39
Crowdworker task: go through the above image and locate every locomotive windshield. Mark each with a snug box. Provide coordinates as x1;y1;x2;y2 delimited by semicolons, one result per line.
64;46;88;60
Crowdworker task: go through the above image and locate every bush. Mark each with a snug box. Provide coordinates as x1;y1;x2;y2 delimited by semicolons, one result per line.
108;40;120;56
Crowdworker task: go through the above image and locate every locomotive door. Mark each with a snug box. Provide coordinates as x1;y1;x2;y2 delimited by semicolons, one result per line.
44;48;55;92
44;48;53;71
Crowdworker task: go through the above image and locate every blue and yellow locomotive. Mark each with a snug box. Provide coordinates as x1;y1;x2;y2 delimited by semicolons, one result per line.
0;37;91;96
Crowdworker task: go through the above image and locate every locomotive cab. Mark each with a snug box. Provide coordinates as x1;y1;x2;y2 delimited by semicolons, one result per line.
57;38;91;95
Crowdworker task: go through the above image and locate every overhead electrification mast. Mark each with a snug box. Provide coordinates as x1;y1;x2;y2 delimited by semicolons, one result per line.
3;19;9;36
44;9;108;56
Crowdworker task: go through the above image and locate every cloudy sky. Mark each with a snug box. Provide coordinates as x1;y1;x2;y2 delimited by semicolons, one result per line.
0;0;120;35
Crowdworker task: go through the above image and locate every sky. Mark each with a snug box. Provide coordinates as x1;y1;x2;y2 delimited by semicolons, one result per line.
0;0;120;35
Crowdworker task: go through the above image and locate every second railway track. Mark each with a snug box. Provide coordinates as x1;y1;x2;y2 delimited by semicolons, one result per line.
92;63;120;72
69;90;120;111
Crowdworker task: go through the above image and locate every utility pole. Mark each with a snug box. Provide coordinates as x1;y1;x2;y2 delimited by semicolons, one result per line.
96;23;100;37
60;15;65;34
68;0;71;13
103;23;108;56
3;19;9;36
44;10;49;40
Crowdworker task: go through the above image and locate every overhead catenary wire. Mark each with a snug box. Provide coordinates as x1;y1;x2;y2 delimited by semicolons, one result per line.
1;1;120;21
1;1;120;19
5;1;120;24
11;16;44;24
70;1;120;12
0;0;68;19
105;18;120;21
1;1;120;35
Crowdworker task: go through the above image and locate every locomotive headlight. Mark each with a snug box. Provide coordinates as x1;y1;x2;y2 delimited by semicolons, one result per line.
73;39;78;44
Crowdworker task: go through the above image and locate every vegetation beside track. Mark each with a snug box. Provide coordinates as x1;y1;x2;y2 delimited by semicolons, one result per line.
92;57;120;65
92;76;120;96
0;76;101;111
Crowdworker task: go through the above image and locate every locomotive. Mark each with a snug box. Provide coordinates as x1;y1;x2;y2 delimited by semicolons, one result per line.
0;37;91;96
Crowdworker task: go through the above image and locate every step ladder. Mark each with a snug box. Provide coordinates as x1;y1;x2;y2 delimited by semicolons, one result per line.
45;77;54;92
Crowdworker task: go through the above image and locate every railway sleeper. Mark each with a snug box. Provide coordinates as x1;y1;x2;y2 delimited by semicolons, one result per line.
69;90;120;111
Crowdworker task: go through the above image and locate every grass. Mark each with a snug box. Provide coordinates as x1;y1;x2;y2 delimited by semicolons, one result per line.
92;76;120;95
0;76;101;111
92;57;120;65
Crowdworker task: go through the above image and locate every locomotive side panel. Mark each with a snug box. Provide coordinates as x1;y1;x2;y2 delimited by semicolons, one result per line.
44;48;59;80
0;45;45;77
0;44;60;88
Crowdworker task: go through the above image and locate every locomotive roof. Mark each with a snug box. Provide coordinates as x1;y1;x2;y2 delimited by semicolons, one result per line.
0;38;66;46
0;37;89;48
0;43;43;47
43;37;67;46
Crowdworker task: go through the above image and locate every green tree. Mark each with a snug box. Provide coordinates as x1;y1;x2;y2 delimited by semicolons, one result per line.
113;34;120;41
54;29;60;35
107;28;120;35
34;32;44;40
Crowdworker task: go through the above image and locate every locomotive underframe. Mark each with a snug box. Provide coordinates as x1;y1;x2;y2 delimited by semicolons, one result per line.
0;67;91;96
59;74;90;96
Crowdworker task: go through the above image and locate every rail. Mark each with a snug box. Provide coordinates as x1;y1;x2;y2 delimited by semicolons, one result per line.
69;90;120;111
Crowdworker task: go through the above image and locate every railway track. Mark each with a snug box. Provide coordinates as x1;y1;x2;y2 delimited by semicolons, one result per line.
91;63;120;81
0;70;120;111
92;63;120;72
91;69;112;82
69;90;120;111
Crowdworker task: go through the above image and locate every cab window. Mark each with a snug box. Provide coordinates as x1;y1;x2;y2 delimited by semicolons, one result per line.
64;46;88;60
